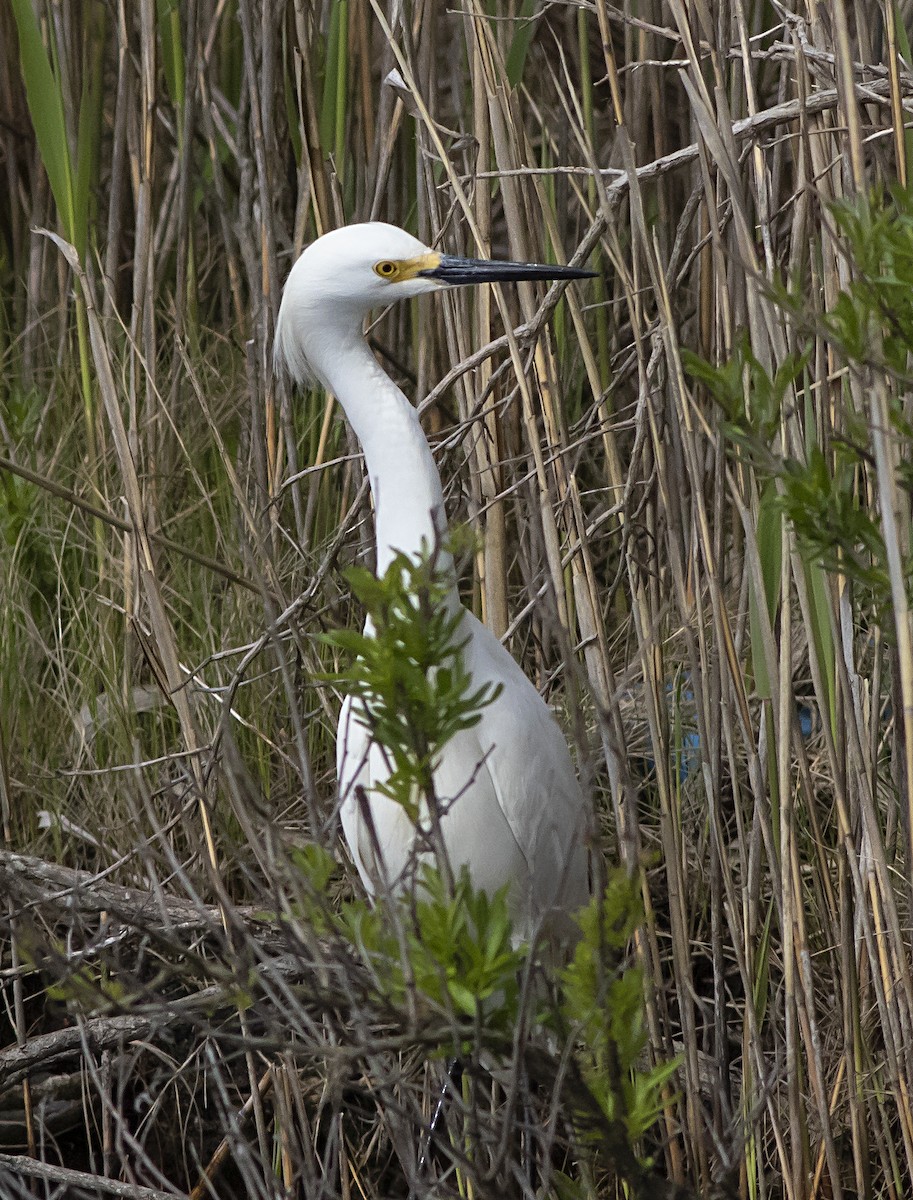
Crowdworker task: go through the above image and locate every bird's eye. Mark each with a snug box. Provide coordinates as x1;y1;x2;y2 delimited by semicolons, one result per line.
374;260;399;279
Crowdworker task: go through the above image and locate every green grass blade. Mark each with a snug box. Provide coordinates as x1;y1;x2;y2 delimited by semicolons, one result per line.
74;9;105;260
311;0;349;197
157;0;186;113
10;0;77;242
749;479;783;699
505;0;538;88
805;559;836;733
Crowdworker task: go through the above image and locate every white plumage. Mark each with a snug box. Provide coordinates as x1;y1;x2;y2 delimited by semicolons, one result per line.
275;223;591;940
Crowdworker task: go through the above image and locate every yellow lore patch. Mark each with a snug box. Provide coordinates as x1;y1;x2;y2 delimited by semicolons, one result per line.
372;251;441;282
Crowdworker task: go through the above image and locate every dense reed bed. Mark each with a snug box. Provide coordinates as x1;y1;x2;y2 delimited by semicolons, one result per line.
1;1;912;1197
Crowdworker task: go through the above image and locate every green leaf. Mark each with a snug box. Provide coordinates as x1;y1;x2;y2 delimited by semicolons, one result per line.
749;480;782;699
10;0;77;241
157;0;186;111
505;0;539;88
73;7;105;259
447;979;479;1017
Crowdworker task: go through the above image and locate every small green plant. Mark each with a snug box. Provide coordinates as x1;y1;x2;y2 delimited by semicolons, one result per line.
685;187;913;629
560;873;679;1142
404;866;522;1027
827;185;913;374
333;864;524;1032
322;542;501;824
683;331;809;468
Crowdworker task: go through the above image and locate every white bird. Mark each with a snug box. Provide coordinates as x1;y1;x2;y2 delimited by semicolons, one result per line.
275;223;592;941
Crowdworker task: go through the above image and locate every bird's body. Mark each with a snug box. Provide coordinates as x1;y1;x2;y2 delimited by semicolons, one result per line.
275;223;590;940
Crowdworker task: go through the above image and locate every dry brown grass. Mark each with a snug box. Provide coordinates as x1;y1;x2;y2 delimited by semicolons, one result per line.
1;1;912;1197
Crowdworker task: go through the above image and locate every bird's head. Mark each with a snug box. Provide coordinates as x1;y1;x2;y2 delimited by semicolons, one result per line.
274;222;595;385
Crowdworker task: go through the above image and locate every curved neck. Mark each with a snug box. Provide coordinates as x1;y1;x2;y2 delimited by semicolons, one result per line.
308;323;455;588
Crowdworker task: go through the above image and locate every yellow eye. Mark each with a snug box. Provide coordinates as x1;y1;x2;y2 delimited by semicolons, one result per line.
374;260;399;279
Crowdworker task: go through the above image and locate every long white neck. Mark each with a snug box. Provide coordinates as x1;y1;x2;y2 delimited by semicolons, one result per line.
307;322;455;589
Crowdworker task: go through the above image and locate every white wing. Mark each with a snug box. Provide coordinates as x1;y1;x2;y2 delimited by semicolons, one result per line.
335;608;589;939
457;610;590;929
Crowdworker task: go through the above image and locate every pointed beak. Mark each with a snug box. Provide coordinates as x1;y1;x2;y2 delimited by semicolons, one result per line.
418;253;596;286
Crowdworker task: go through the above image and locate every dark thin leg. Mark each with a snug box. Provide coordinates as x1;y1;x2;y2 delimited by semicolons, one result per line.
520;1063;538;1192
418;1057;463;1172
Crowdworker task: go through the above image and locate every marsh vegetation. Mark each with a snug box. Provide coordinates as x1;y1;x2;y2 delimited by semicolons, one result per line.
2;2;913;1197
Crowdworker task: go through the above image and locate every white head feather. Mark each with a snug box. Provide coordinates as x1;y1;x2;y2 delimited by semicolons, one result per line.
274;223;442;385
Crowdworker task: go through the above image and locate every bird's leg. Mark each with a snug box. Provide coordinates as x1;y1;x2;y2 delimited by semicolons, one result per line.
417;1057;463;1173
519;1060;538;1193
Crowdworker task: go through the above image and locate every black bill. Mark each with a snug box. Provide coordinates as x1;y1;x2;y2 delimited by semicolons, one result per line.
419;253;596;286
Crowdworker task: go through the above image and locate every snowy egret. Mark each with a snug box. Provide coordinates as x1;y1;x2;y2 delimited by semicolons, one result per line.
275;223;592;940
